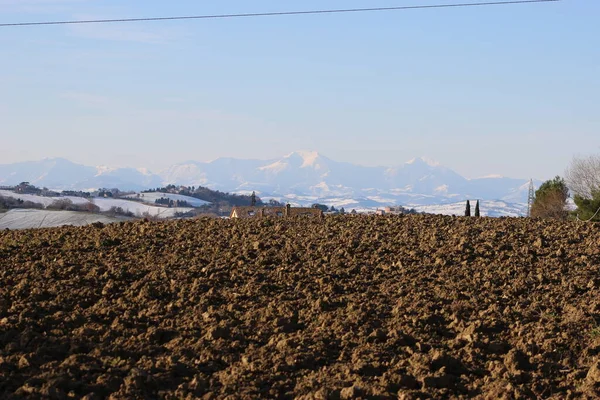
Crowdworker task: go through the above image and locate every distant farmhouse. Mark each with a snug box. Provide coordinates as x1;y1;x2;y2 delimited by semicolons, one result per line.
376;206;419;216
230;204;323;219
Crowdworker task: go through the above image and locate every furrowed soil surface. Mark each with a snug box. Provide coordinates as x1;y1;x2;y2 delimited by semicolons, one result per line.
1;215;600;399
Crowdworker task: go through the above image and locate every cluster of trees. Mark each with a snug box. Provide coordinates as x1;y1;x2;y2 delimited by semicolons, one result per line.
0;196;44;212
145;185;264;208
13;182;59;197
396;206;420;215
95;188;132;198
531;154;600;221
61;190;92;198
97;189;115;198
311;204;347;214
14;182;42;195
267;199;285;207
144;185;187;195
154;197;191;208
104;206;136;218
46;199;100;213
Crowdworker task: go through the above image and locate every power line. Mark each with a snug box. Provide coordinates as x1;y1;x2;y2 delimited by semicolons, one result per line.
577;205;600;223
0;0;560;28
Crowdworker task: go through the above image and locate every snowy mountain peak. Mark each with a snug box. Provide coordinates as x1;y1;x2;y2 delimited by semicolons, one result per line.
259;151;326;173
285;151;323;168
259;160;290;173
479;174;505;179
95;166;117;176
42;157;71;163
136;168;153;176
406;157;440;167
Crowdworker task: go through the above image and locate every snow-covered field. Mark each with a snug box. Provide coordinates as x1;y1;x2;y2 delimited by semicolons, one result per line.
0;209;130;230
92;198;194;218
0;190;90;207
123;192;210;207
0;190;194;218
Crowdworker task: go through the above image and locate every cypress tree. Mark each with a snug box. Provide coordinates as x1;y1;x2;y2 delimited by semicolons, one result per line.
251;191;256;206
475;200;480;217
465;200;471;217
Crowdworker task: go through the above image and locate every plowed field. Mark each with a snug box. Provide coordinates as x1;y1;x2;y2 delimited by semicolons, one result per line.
1;215;599;399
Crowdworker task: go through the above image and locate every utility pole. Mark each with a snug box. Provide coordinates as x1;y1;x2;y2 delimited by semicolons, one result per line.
527;179;535;217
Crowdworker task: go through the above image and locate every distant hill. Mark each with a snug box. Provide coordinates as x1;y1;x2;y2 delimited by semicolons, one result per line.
124;192;210;208
141;185;271;214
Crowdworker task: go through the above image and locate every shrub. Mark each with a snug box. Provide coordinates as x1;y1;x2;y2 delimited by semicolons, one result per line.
530;176;569;220
47;199;75;211
104;207;135;218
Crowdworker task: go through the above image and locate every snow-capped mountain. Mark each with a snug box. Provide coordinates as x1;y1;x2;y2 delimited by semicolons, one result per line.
0;158;96;189
161;151;535;204
0;158;162;191
0;152;540;214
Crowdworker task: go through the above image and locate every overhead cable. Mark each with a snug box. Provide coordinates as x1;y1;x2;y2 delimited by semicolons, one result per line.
0;0;560;28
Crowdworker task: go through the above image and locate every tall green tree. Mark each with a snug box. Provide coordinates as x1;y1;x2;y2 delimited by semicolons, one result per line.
465;200;471;217
573;191;600;221
474;200;480;217
530;176;569;220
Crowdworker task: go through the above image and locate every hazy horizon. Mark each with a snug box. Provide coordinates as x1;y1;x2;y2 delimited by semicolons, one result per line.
0;151;548;181
1;0;598;181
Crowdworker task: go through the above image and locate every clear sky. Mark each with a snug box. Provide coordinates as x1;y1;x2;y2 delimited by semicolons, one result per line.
0;0;597;179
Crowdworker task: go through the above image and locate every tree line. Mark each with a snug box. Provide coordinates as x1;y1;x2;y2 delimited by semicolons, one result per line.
144;185;265;207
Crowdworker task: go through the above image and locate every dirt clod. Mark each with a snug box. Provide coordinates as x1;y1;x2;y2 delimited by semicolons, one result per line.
587;361;600;384
340;385;363;399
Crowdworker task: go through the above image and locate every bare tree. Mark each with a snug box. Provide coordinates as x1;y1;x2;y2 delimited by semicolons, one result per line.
565;154;600;199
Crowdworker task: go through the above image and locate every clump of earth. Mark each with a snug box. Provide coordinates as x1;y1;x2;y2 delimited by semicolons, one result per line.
1;215;599;399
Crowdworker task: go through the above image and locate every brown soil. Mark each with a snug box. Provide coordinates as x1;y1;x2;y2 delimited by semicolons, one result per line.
1;215;599;399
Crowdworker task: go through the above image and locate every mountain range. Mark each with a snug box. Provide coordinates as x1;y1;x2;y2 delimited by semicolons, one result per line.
0;152;538;213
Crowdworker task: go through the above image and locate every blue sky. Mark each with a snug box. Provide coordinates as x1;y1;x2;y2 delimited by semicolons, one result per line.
0;0;598;179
